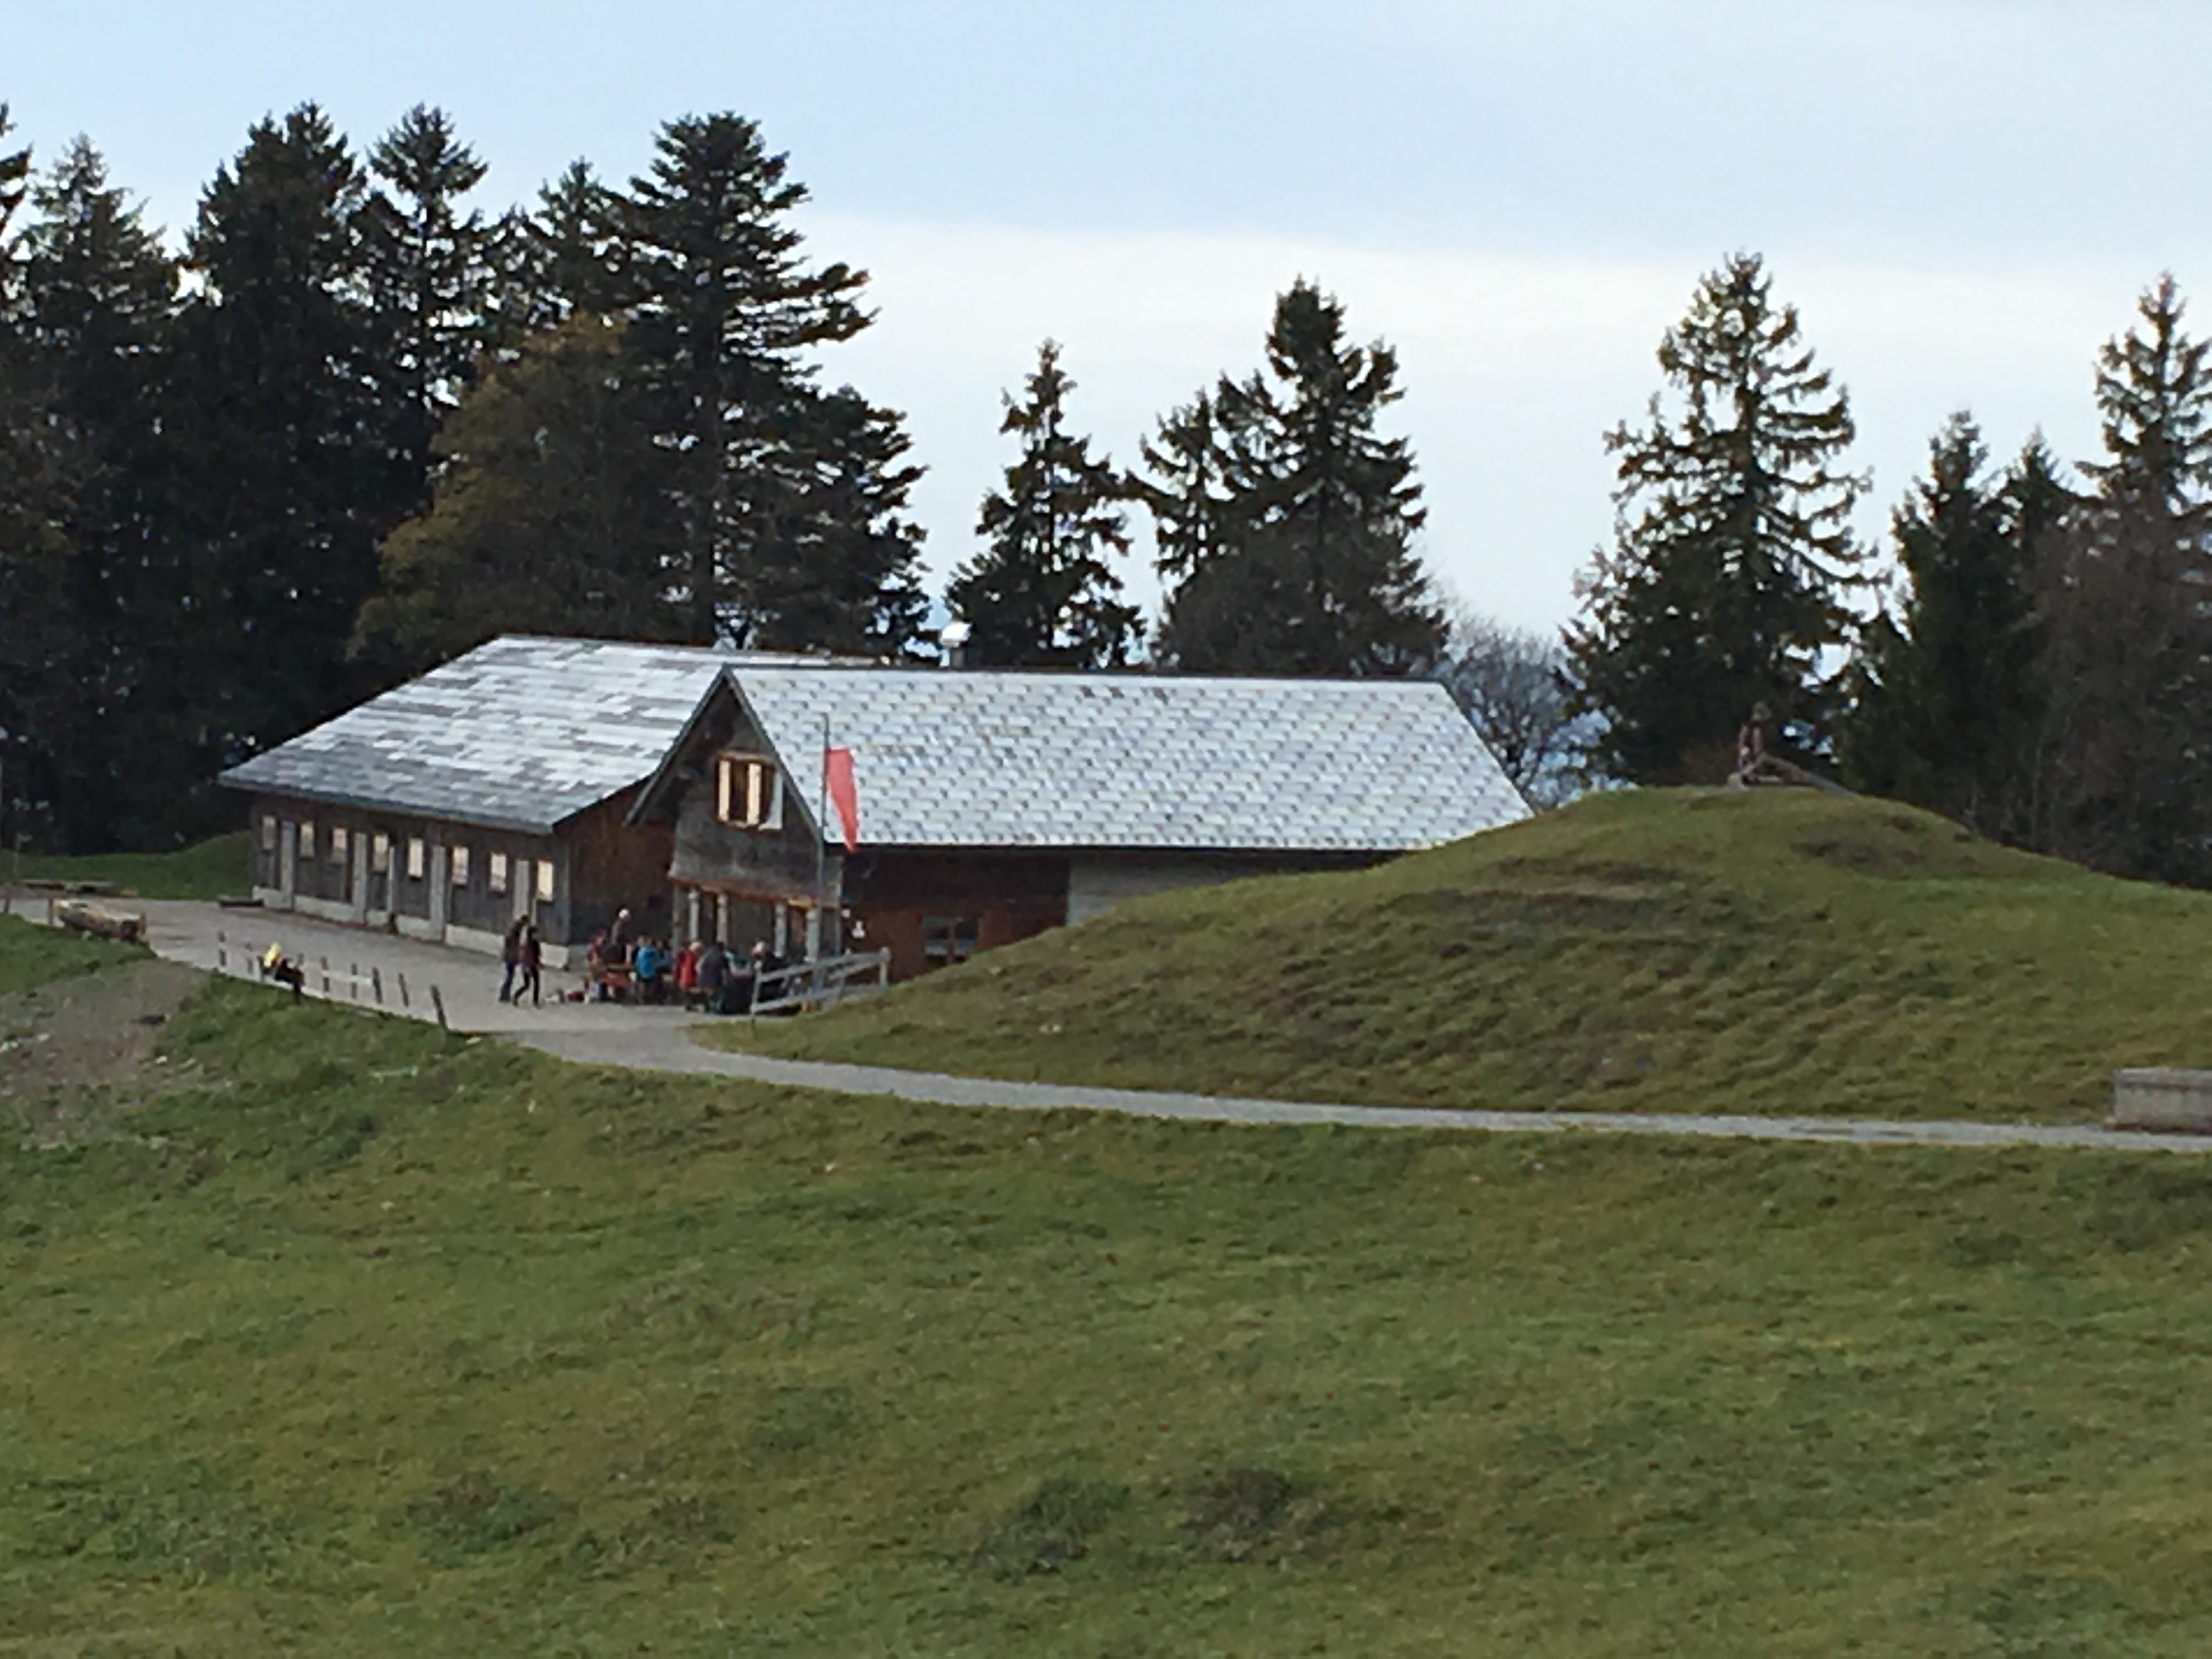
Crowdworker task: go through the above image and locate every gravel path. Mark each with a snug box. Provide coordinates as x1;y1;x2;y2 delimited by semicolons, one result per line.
513;1027;2212;1156
95;898;2212;1155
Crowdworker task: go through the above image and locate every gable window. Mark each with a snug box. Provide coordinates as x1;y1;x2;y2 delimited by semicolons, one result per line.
371;833;391;874
300;821;316;860
715;754;781;830
330;825;349;865
406;837;426;880
489;852;510;895
922;915;980;970
451;845;471;888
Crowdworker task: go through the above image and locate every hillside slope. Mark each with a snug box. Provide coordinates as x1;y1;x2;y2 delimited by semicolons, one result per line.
715;788;2212;1122
16;925;2212;1653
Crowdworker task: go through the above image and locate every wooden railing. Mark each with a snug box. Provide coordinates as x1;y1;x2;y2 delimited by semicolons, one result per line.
748;948;893;1018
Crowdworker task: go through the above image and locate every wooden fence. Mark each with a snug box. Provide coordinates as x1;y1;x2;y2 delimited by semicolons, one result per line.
747;948;893;1018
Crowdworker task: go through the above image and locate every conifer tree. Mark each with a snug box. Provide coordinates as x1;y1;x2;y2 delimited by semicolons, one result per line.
1838;415;2051;830
360;105;490;519
2;138;179;848
163;105;387;760
491;159;625;344
947;340;1141;668
1147;281;1441;676
619;112;876;645
352;316;686;672
1566;252;1866;782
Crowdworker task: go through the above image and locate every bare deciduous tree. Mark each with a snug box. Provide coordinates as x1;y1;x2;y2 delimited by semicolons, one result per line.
1437;611;1582;808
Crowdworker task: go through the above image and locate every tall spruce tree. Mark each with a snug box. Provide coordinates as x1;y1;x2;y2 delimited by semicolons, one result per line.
1566;252;1866;782
360;105;491;521
0;103;58;849
2;138;179;849
352;315;687;672
163;105;387;766
490;159;625;346
620;112;876;645
2021;275;2212;882
1837;415;2050;831
947;340;1141;668
1148;281;1441;676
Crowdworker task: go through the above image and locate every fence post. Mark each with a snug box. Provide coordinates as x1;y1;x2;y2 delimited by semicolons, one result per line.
319;957;330;997
397;972;411;1009
217;930;227;973
349;962;360;1002
372;966;384;1006
430;983;449;1033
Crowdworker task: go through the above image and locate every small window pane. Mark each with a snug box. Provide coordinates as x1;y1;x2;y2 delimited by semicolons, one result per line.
330;825;349;864
260;815;276;852
371;833;390;873
489;852;509;895
301;822;316;859
535;860;556;902
407;838;426;879
452;845;471;887
922;915;980;969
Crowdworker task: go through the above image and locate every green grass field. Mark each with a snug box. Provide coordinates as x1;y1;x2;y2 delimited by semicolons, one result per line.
7;832;251;901
708;788;2211;1124
11;918;2212;1652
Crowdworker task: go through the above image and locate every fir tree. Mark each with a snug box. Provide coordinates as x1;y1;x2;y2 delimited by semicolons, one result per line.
620;112;872;645
743;385;930;657
947;340;1141;668
2;137;180;848
1838;415;2050;831
1566;252;1867;782
2084;273;2212;513
1149;281;1442;676
360;105;491;519
353;315;686;672
163;105;387;760
491;159;625;344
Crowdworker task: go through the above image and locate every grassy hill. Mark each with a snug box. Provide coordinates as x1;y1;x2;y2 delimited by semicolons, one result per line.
12;921;2212;1652
710;788;2212;1124
13;921;2212;1651
8;831;251;901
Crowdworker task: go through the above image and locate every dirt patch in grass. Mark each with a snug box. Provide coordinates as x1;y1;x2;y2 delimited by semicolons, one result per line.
968;1478;1128;1580
1182;1466;1350;1563
0;958;204;1137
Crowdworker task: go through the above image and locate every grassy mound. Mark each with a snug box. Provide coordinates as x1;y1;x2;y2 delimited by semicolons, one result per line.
710;788;2212;1122
13;944;2212;1651
9;831;251;901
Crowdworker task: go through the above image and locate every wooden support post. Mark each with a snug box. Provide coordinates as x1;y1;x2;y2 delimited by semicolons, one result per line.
430;983;449;1033
319;957;330;997
397;972;410;1009
349;962;360;1002
217;931;227;973
372;966;384;1006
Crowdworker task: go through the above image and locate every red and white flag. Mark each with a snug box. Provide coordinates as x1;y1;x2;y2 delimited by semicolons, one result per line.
823;746;860;852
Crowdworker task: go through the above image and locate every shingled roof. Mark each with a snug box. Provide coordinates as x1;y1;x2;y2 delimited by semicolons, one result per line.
646;663;1528;852
218;636;810;833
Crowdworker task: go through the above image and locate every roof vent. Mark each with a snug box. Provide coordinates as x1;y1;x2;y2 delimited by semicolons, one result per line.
939;620;972;670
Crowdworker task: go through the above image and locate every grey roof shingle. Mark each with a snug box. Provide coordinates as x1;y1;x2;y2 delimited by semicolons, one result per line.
221;634;1531;850
218;636;802;833
726;664;1527;851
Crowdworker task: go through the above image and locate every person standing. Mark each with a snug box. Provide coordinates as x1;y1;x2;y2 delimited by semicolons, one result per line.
499;917;526;1003
520;923;544;1007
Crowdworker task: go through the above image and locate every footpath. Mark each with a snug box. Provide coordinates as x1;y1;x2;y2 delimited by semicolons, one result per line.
97;898;2212;1156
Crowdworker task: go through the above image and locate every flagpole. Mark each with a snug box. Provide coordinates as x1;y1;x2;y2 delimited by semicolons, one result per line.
815;712;830;957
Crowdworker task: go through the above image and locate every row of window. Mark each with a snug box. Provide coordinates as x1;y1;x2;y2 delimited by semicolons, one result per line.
262;816;556;901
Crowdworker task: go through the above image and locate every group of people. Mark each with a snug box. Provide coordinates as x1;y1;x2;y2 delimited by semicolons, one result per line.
498;917;546;1006
579;906;790;1013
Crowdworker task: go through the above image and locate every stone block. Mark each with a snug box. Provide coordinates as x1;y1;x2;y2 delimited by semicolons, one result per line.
2111;1068;2212;1133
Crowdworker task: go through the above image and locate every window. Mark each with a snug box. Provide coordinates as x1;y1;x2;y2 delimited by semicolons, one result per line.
406;838;426;880
330;825;349;865
489;851;509;895
715;754;780;830
535;860;556;903
300;821;315;859
260;815;276;852
451;845;471;887
922;915;980;970
371;833;391;874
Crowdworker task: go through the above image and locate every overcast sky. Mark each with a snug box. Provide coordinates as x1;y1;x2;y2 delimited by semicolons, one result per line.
12;1;2209;632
